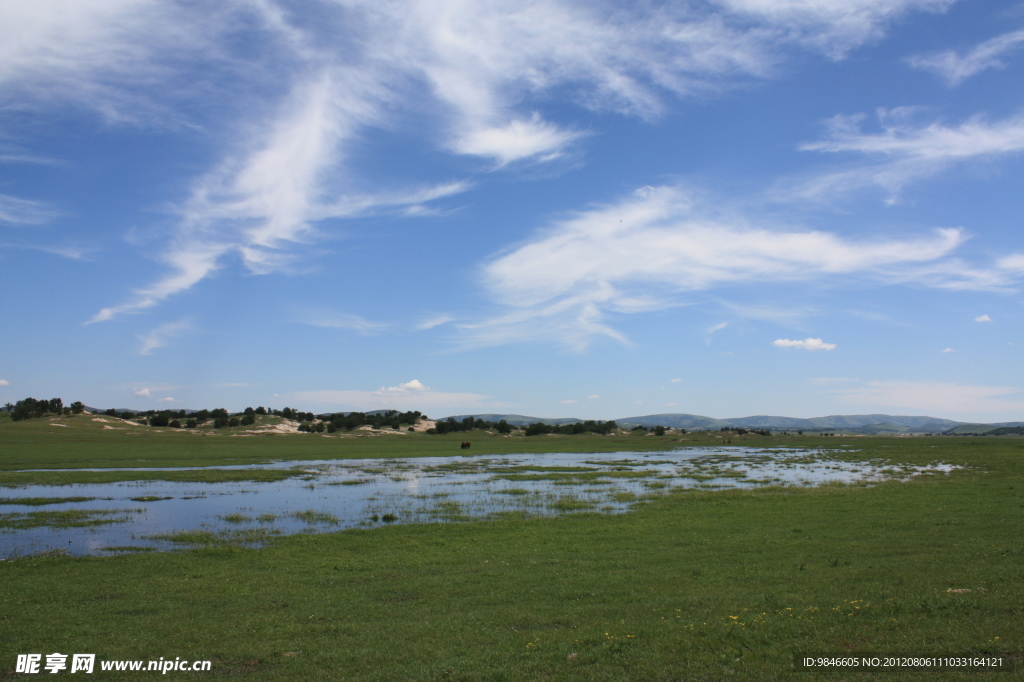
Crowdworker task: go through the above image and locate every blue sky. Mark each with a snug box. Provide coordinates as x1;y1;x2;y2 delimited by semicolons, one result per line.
3;0;1024;422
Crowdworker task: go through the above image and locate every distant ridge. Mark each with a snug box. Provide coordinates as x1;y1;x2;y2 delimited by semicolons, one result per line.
614;413;963;431
443;414;583;426
440;412;1010;434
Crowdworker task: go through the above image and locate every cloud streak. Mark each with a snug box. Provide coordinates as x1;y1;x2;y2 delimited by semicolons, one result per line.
795;108;1024;202
908;29;1024;85
298;308;390;335
137;319;192;355
0;194;61;225
7;0;945;323
468;184;996;348
833;380;1024;414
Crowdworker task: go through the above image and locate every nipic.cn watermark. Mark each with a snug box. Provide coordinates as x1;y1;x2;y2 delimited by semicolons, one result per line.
15;654;212;674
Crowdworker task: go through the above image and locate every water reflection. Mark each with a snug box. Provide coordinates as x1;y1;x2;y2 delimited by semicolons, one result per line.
0;447;955;557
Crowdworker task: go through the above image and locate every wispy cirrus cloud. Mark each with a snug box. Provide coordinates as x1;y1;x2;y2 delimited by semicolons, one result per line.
464;184;998;349
794;108;1024;202
416;314;456;331
832;379;1024;415
4;0;942;324
137;319;192;355
0;241;94;261
0;0;237;124
0;194;62;225
715;0;954;57
297;308;390;335
908;28;1024;86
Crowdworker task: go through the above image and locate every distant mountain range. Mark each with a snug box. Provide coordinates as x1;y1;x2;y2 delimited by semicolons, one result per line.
442;412;1024;434
63;407;1024;435
443;414;586;426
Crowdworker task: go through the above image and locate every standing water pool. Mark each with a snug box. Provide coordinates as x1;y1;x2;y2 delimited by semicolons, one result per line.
0;447;957;558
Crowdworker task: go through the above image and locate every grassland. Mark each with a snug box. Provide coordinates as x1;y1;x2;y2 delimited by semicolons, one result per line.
1;412;1022;680
0;411;769;485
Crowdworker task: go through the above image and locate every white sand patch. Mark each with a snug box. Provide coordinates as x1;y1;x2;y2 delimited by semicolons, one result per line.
101;425;123;430
51;423;68;427
250;419;301;434
411;419;436;432
92;417;110;422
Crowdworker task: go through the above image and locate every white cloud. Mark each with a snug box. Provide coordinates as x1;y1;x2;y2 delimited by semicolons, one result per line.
137;319;192;355
380;379;428;394
975;314;992;322
666;402;677;407
157;396;177;402
0;0;223;121
416;314;456;331
587;394;600;399
0;194;61;225
87;69;469;322
560;399;578;404
468;184;984;348
294;380;486;410
908;29;1024;86
997;254;1024;272
833;380;1024;414
33;0;948;322
942;347;955;353
0;379;9;385
670;379;683;383
796;109;1024;202
5;242;94;260
718;300;813;326
715;0;953;57
134;388;152;398
89;246;222;323
300;310;389;335
453;114;582;165
773;337;837;350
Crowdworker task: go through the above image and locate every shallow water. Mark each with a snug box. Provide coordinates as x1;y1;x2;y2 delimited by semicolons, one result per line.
0;447;955;558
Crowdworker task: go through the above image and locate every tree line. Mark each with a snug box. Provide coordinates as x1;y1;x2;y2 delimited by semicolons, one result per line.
5;398;687;439
5;398;85;421
523;420;619;436
429;416;515;435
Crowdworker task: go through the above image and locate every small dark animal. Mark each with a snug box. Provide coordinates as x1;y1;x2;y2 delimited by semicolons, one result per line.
460;441;471;450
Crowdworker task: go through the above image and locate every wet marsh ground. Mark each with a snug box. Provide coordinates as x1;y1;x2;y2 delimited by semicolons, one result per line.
0;448;950;557
1;414;1022;680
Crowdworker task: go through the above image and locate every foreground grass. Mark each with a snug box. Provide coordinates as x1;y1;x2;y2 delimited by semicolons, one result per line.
2;438;1022;680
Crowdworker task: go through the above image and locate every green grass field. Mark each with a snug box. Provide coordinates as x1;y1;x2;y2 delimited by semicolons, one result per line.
1;413;1021;680
0;412;770;486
